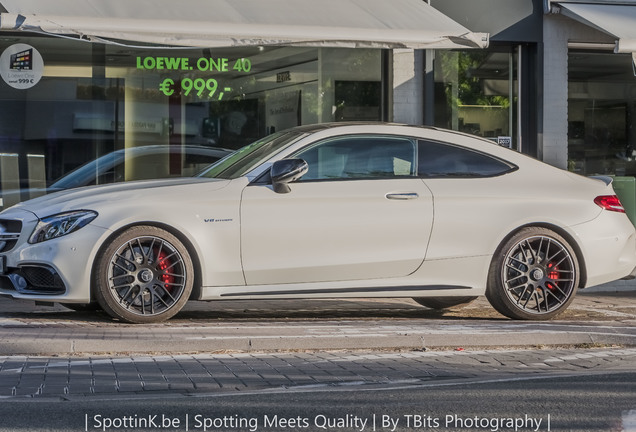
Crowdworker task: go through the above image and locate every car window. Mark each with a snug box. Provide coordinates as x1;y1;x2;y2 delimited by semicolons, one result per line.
294;136;416;181
418;140;515;178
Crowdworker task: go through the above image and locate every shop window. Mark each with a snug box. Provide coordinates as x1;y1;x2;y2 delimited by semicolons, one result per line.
433;49;518;149
0;37;384;209
567;52;636;176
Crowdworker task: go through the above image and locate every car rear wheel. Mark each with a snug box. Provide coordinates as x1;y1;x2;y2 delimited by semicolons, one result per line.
94;226;193;324
486;227;579;320
412;296;478;310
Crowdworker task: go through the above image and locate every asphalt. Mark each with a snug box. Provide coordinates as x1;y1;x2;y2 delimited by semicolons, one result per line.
0;291;635;355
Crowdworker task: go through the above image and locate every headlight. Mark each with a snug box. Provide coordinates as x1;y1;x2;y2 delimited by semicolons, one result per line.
29;210;98;244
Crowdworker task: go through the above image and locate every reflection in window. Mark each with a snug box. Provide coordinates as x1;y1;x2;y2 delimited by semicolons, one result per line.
295;136;416;180
418;140;514;178
434;49;517;148
0;39;384;210
568;52;636;176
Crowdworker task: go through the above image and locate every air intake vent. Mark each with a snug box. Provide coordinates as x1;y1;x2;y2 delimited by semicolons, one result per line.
20;266;66;294
0;219;21;252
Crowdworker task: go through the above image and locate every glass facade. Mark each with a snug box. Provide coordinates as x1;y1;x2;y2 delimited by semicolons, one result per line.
433;48;518;149
0;35;384;209
568;51;636;176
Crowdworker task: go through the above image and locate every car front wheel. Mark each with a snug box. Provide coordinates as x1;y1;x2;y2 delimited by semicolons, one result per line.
94;226;193;324
486;227;579;320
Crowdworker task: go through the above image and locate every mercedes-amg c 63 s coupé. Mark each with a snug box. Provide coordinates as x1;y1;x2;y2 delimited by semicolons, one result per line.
0;123;634;323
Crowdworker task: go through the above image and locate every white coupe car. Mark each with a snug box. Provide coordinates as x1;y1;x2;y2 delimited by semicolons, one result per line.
0;123;634;323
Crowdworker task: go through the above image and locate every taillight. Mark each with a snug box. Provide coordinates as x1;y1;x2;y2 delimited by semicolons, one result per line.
594;195;625;213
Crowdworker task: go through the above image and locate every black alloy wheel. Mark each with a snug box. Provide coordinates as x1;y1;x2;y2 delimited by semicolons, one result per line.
486;227;579;320
94;226;193;324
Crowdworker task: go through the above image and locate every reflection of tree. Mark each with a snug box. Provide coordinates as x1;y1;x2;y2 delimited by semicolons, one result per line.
310;49;380;123
333;51;381;121
440;51;510;109
334;81;381;121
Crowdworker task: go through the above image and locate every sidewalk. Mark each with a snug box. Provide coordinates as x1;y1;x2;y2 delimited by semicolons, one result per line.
0;291;634;356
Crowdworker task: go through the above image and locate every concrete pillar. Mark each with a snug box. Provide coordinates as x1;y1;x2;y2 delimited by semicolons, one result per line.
392;49;424;125
542;15;569;169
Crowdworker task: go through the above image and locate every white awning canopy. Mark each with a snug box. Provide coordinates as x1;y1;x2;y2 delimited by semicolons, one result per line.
557;2;636;54
0;0;489;50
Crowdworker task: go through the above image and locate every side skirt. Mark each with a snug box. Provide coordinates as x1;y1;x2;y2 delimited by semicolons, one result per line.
200;284;474;300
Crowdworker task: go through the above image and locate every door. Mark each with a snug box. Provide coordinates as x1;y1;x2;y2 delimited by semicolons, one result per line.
240;135;434;285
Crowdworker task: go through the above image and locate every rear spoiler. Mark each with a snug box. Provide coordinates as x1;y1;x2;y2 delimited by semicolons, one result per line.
589;175;614;186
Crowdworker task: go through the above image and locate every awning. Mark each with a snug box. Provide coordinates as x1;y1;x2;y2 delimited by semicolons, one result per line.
557;2;636;54
0;0;489;50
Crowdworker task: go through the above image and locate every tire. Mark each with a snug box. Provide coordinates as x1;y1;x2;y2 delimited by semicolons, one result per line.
61;302;102;312
486;227;579;320
413;296;478;310
93;226;193;324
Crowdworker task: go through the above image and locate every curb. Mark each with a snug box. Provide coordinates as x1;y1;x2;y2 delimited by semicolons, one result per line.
1;324;635;356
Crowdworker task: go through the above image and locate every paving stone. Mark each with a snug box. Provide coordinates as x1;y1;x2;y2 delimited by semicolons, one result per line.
1;294;636;399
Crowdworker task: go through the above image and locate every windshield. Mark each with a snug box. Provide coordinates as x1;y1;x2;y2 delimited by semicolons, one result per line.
198;130;305;179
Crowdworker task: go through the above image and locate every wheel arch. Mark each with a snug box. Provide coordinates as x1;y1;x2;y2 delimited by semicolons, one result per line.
493;222;588;289
90;221;204;301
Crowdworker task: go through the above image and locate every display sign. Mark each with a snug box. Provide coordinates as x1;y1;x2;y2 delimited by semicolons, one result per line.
73;113;164;134
0;44;44;89
497;136;512;148
267;91;301;133
135;56;251;100
277;71;292;83
158;78;231;100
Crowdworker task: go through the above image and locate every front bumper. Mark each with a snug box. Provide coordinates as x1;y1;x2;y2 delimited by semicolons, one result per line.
0;208;110;302
621;265;636;281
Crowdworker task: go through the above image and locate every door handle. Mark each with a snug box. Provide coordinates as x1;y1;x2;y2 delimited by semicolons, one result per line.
385;192;419;200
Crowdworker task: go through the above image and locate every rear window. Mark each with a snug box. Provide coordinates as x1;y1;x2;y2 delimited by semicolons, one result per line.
418;140;515;178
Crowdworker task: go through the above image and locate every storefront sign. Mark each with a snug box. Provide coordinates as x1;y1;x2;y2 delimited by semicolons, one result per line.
135;56;251;100
136;56;251;73
0;44;44;90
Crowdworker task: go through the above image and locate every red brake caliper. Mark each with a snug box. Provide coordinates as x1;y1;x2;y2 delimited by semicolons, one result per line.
546;262;559;290
157;252;173;291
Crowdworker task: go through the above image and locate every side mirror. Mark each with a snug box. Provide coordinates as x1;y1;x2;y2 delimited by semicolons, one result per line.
271;159;308;194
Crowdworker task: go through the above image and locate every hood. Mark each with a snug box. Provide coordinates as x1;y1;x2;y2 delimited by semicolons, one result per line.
7;177;230;218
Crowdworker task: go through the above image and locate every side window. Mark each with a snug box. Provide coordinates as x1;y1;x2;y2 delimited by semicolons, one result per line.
418;140;514;178
295;136;416;181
